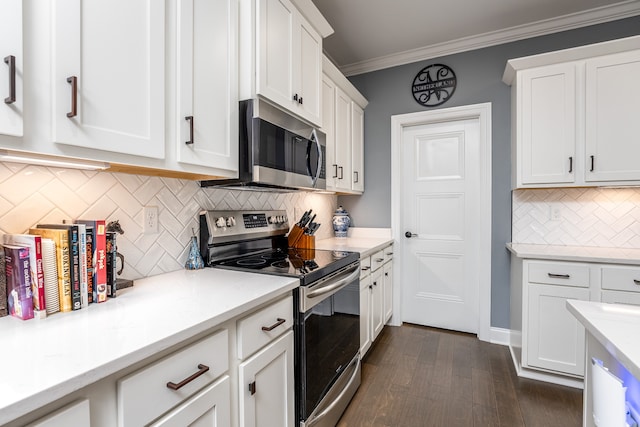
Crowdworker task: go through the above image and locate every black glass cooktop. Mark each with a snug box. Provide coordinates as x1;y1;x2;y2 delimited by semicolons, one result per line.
212;247;359;285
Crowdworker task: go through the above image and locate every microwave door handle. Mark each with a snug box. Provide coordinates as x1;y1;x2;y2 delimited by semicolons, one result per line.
308;129;322;187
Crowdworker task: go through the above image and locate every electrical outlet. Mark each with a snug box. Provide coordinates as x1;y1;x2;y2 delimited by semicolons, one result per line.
143;206;159;234
550;205;562;221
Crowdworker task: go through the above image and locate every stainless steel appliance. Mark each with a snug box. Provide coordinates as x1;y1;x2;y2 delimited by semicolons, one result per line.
200;99;326;191
199;210;360;427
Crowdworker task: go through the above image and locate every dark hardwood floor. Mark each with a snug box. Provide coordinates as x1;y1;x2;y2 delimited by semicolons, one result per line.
337;324;583;427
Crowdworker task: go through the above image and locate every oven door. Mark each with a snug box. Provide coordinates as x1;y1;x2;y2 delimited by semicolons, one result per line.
296;263;360;425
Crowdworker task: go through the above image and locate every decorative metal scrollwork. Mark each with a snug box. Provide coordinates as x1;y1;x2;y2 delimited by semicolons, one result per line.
411;64;457;107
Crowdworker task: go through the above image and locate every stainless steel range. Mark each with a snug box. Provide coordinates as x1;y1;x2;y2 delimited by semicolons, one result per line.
199;209;361;427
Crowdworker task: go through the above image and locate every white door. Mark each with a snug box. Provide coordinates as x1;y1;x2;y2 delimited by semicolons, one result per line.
351;102;364;192
401;118;481;334
176;0;238;175
52;0;165;158
334;87;352;191
0;0;23;137
295;16;322;125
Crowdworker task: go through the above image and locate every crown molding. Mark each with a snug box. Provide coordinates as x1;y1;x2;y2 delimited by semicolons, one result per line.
340;0;640;76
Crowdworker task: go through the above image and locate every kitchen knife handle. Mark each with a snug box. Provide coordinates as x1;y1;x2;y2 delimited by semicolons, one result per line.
4;55;15;104
261;318;286;331
166;364;209;390
185;116;194;145
67;76;77;118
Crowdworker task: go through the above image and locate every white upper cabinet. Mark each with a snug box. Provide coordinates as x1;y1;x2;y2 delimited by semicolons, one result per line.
52;0;165;159
243;0;332;127
504;35;640;189
0;0;23;137
585;50;640;183
322;56;368;194
176;0;239;176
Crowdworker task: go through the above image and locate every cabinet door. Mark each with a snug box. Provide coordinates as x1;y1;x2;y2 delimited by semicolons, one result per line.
294;15;321;125
383;262;393;323
359;274;372;357
257;0;294;111
518;63;577;185
601;290;640;306
371;268;384;340
585;50;640;182
52;0;165;158
27;399;90;427
239;330;294;427
0;0;23;137
334;87;352;191
351;102;364;192
150;376;231;427
526;284;589;377
176;0;238;176
322;75;338;190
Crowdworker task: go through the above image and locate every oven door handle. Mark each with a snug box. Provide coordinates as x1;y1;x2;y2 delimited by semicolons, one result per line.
305;266;360;299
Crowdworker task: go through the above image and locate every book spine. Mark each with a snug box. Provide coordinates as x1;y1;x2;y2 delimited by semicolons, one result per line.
5;246;34;320
56;233;72;312
69;226;81;310
0;247;7;317
106;232;117;298
84;226;94;304
76;225;88;308
33;237;45;311
94;221;107;303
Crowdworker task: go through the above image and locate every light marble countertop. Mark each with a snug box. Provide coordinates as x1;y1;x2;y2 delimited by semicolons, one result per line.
567;300;640;380
316;228;393;258
0;268;299;426
507;243;640;265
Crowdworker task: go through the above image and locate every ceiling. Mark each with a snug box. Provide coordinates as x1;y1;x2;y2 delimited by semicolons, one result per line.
310;0;640;75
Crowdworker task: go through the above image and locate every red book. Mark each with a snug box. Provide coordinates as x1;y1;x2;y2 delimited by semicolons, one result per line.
3;234;45;312
77;220;107;303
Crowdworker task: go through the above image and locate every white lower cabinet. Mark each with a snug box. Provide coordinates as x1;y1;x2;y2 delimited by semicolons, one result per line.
526;283;588;376
26;400;90;427
150;376;231;427
359;244;394;358
238;331;295;427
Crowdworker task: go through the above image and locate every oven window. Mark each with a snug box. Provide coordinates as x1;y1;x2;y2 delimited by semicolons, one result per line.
300;282;359;419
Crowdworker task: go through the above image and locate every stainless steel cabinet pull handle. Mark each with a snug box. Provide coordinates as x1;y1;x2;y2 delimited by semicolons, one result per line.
386;252;393;255
261;318;286;331
548;273;570;279
185;116;194;145
293;93;298;102
166;364;209;390
569;156;573;173
299;96;303;105
338;166;343;179
354;171;359;183
634;279;640;285
361;266;370;271
66;76;77;118
590;155;595;172
333;164;338;178
249;381;256;395
4;55;15;104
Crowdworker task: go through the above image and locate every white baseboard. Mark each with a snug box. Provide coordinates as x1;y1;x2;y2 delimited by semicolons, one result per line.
489;327;511;346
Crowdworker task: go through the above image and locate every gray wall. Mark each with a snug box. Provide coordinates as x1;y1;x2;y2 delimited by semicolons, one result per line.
339;17;640;329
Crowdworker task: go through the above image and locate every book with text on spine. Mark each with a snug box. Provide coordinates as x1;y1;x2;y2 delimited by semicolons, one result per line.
36;224;81;310
3;244;34;320
3;234;45;315
77;220;107;303
0;246;7;317
29;228;72;312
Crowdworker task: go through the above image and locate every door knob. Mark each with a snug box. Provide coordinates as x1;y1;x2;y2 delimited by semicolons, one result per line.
405;231;417;238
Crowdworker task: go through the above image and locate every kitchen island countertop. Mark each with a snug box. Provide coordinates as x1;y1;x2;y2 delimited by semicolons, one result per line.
316;228;393;258
0;268;299;426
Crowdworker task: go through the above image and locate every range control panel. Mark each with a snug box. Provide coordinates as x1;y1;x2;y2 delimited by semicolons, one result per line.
200;210;289;245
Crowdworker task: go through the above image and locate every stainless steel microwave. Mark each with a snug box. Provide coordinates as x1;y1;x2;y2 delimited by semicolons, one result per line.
200;99;326;191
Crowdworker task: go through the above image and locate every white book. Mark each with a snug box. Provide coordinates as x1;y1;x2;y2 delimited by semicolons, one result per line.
41;238;60;315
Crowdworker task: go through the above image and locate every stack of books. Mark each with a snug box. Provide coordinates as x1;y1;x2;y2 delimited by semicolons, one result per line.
0;219;118;321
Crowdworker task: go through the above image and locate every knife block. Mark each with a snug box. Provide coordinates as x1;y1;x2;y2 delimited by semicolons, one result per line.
287;225;306;247
294;234;315;259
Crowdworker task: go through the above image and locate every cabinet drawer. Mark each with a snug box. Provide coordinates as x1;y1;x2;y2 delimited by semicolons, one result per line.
117;329;229;427
601;265;640;292
360;256;371;278
383;245;394;263
527;261;590;287
371;250;385;271
601;290;640;306
237;295;293;360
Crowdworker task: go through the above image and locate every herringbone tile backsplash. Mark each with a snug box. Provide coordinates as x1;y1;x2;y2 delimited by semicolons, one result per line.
512;187;640;248
0;162;337;280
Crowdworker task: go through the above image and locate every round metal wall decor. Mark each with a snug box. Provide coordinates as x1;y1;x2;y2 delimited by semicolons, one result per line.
411;64;457;107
